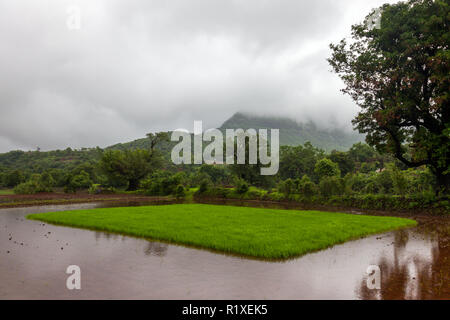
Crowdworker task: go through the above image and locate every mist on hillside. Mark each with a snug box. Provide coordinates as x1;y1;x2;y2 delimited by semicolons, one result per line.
0;0;397;153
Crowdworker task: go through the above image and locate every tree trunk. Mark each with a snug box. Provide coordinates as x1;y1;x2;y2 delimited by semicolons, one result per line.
435;170;450;195
127;179;139;191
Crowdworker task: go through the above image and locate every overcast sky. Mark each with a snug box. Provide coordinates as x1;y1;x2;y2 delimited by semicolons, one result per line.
0;0;397;152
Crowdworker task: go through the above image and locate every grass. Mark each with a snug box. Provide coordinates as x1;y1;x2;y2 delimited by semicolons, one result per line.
0;189;14;195
26;204;417;259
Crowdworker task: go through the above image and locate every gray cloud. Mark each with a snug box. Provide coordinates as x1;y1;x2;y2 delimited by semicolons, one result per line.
0;0;396;152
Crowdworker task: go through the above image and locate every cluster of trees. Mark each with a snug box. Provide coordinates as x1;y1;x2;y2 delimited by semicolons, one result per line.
0;133;170;195
188;141;438;199
328;0;449;193
0;162;97;194
0;0;447;204
278;158;435;199
0;138;444;200
0;148;103;172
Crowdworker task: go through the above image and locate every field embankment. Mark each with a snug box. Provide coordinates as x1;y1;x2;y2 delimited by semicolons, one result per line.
0;192;171;208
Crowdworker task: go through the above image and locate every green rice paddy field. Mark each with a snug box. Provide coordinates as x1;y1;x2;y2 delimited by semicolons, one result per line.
27;204;417;259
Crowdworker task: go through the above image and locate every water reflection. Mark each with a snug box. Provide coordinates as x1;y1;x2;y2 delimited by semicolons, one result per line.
144;242;168;257
94;231;125;242
357;219;448;300
0;203;448;299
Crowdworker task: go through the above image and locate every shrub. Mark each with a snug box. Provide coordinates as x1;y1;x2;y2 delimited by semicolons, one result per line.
278;179;295;196
160;173;186;195
199;165;231;185
14;181;38;194
88;184;102;195
319;176;345;198
360;162;377;173
268;192;285;201
303;182;317;197
103;187;117;194
139;178;153;191
297;175;317;197
364;180;382;194
347;173;368;194
390;165;408;195
5;170;25;188
64;170;92;193
175;184;186;199
14;173;55;194
247;187;266;200
404;168;435;194
141;172;187;196
198;179;211;194
314;158;341;180
235;178;249;194
376;170;393;194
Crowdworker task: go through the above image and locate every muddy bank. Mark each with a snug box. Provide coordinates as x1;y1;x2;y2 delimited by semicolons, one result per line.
0;192;173;209
2;191;448;217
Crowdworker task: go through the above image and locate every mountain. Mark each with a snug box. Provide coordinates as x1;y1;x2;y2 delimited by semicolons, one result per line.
219;113;363;152
107;113;364;152
0;113;364;172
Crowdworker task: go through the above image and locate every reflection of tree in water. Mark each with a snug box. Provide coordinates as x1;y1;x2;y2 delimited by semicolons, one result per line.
358;219;449;300
92;232;168;256
145;241;168;257
94;231;121;241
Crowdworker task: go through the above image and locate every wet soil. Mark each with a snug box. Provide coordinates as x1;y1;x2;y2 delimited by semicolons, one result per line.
0;192;172;208
0;201;448;300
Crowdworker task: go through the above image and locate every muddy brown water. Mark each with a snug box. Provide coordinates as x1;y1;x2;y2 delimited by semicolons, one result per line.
0;201;448;300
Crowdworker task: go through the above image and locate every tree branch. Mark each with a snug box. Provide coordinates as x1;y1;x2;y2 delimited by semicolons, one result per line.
383;126;428;168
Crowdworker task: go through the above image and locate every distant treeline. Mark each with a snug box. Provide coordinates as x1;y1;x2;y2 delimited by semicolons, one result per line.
0;138;447;212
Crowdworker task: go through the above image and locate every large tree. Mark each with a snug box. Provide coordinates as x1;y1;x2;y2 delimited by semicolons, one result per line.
100;132;169;190
328;0;449;193
279;142;324;181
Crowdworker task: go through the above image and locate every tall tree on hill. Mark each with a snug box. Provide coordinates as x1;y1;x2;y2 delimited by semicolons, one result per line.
328;0;449;193
100;132;169;190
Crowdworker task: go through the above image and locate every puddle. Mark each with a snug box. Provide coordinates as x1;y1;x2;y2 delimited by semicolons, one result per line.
0;203;448;299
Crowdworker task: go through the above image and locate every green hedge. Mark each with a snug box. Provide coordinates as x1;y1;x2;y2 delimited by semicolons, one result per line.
194;187;449;212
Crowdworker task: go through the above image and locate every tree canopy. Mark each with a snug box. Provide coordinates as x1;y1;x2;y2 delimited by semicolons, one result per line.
329;0;449;192
99;133;169;190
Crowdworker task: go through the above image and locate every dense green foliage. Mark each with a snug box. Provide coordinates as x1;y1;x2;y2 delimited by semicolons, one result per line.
329;0;450;192
64;170;93;193
14;173;55;194
100;149;156;190
1;1;447;215
27;204;416;259
279;142;324;180
1;137;446;212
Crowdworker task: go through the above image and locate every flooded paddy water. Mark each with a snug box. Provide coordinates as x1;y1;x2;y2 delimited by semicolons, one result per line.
0;201;448;299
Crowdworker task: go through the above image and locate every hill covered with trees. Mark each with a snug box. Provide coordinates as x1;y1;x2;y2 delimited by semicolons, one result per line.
220;113;363;151
106;112;364;153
